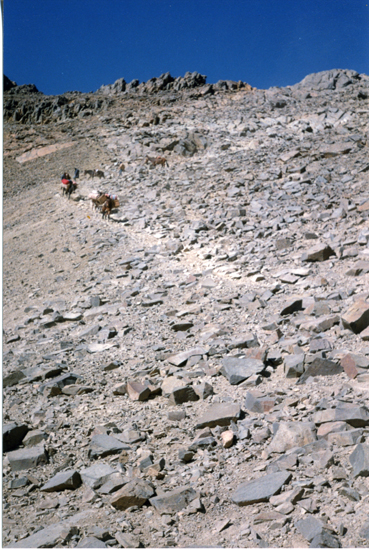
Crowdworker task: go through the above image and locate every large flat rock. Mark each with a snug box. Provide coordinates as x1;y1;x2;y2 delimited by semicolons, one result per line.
221;356;264;384
166;346;209;367
88;434;130;459
79;463;117;489
297;357;343;384
231;470;292;506
7;444;48;471
268;422;316;453
195;402;241;429
349;443;369;477
149;486;197;513
314;406;369;428
341;300;369;334
40;470;82;492
5;511;91;547
16;142;75;163
110;478;155;510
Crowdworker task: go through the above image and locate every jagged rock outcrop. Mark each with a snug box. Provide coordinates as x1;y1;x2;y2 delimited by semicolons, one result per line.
96;71;205;95
292;68;365;91
3;91;113;125
3;71;254;125
4;75;17;92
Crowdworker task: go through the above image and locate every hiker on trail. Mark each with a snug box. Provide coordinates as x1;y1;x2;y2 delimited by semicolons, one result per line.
74;168;80;180
61;172;72;185
61;172;77;192
119;163;125;175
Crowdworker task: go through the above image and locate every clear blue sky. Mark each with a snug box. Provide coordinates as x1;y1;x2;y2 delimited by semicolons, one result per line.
4;0;369;96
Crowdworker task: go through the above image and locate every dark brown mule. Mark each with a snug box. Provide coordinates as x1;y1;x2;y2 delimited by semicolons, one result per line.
101;198;115;220
91;192;107;210
62;181;78;199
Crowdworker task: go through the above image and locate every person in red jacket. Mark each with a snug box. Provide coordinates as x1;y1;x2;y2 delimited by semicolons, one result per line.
61;172;72;185
61;172;77;196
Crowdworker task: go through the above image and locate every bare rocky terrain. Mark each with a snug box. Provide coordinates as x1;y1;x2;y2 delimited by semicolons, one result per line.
3;68;369;548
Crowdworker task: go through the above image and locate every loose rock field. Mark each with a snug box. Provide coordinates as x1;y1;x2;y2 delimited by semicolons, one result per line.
3;68;369;548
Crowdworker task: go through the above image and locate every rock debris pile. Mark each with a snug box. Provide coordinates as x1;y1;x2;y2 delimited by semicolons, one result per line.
3;68;369;548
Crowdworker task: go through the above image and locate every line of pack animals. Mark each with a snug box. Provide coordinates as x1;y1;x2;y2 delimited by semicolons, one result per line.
59;156;168;220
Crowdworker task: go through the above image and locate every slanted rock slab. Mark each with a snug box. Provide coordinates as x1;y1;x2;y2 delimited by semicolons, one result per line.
268;422;316;453
295;515;326;542
98;473;130;494
80;463;117;489
231;470;292;506
110;478;155;510
341;353;367;379
228;333;259;349
41;470;82;492
280;298;303;316
167;346;208;367
195;402;241;429
341;300;369;334
6;523;78;548
76;536;107;548
309;531;341;548
40;372;83;393
349;443;369;477
221;356;264;384
297;357;343;384
301;243;335;262
88;434;130;459
149;486;197;514
314;406;369;427
7;444;48;471
3;369;26;388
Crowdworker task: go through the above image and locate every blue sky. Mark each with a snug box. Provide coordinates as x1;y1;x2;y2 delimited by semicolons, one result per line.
4;0;369;96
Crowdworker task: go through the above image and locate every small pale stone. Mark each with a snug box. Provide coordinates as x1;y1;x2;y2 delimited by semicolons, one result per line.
221;430;234;448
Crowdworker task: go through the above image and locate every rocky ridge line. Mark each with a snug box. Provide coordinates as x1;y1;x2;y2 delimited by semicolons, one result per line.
3;70;253;125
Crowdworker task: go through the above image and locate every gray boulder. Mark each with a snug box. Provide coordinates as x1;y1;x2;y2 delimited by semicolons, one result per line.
195;402;241;429
80;463;117;489
110;478;155;510
295;515;326;542
149;486;197;513
349;443;369;477
168;385;199;405
297;357;343;384
40;470;82;492
7;444;48;471
232;470;292;506
221;356;264;384
76;536;107;548
268;422;316;453
3;422;29;452
301;243;335;262
6;523;78;548
88;434;130;459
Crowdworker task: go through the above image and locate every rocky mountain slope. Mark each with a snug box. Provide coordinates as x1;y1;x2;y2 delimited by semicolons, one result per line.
3;68;369;548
